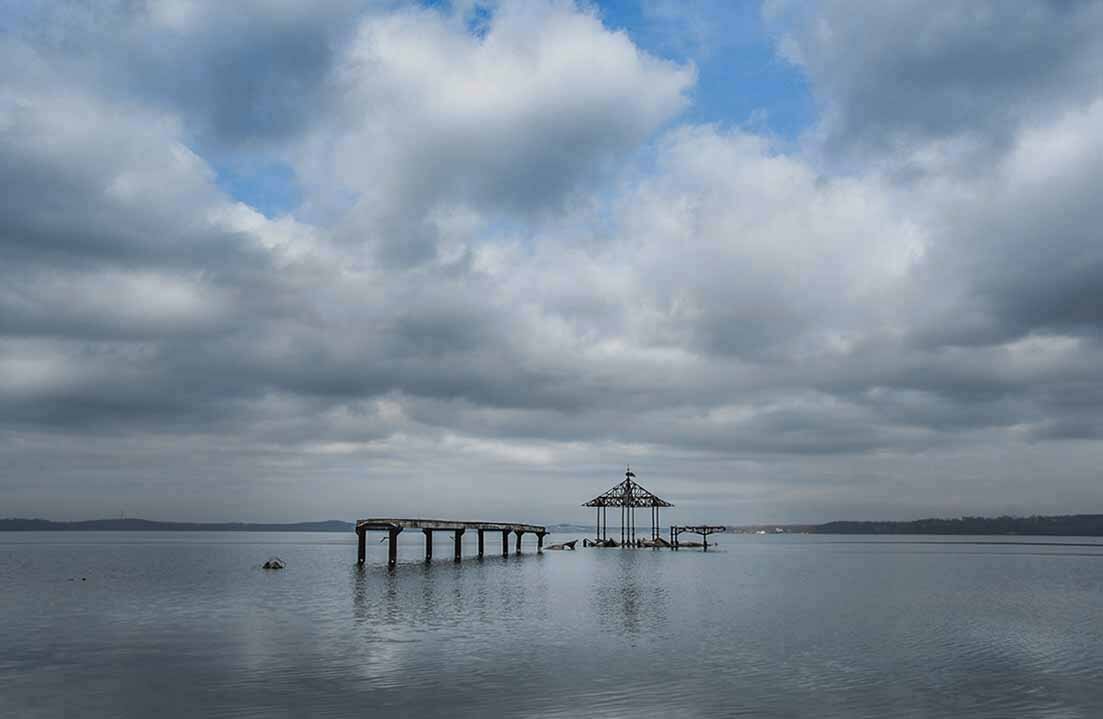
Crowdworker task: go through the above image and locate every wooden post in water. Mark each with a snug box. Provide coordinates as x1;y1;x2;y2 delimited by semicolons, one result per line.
357;527;366;564
501;530;509;556
453;529;464;562
424;529;433;561
388;527;401;567
477;529;485;558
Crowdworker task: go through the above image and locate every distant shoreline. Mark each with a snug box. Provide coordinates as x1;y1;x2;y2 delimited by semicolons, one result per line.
0;518;355;532
733;514;1103;537
4;514;1103;536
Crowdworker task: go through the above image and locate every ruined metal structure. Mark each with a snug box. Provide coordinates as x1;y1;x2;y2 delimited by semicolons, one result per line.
583;467;673;546
355;518;546;567
670;524;726;550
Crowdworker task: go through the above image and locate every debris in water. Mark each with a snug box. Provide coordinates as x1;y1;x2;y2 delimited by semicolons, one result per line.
544;540;578;550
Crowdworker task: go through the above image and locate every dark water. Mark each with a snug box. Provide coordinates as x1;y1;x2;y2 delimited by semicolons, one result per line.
3;532;1102;718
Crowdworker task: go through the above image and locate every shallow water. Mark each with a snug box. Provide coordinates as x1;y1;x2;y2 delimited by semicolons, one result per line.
3;532;1102;718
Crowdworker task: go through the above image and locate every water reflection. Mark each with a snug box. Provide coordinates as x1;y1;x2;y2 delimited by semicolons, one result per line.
589;550;670;638
5;533;1103;718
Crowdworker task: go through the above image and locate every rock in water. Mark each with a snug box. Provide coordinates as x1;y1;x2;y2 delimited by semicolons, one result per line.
262;557;286;569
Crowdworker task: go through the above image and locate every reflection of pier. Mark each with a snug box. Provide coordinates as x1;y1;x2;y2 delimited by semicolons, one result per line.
670;525;726;550
583;467;673;546
355;519;546;567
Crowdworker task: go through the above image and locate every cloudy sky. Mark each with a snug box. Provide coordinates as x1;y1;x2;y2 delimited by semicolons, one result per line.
2;0;1102;524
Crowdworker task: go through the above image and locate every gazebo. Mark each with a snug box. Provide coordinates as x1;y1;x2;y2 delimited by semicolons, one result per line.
583;466;673;546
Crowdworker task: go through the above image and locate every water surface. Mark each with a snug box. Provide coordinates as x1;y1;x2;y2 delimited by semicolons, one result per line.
3;532;1101;717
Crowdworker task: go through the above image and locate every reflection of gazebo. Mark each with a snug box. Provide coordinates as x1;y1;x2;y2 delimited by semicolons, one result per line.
583;467;674;546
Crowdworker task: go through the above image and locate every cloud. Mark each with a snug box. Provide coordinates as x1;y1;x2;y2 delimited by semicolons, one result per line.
295;0;693;262
2;0;1103;522
768;0;1103;166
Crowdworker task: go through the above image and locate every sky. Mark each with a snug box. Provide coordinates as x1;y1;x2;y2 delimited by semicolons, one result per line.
2;0;1102;525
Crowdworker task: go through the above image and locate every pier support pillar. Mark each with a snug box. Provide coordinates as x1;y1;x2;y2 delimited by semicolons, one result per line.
515;530;523;553
501;530;509;556
424;529;433;561
453;529;464;562
357;527;366;564
537;532;544;551
477;529;485;558
388;527;401;567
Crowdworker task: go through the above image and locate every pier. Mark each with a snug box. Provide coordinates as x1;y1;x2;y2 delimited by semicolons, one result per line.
356;518;546;567
670;525;726;550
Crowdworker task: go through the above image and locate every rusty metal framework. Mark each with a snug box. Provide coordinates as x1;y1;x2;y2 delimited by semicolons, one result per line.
670;524;726;550
583;466;673;545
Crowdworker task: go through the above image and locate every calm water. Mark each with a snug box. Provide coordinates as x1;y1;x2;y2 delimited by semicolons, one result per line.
3;532;1102;718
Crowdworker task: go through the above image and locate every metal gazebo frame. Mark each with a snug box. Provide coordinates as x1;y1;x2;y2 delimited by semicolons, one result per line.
583;466;673;546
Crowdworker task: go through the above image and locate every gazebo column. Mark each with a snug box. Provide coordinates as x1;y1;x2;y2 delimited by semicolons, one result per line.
453;528;464;562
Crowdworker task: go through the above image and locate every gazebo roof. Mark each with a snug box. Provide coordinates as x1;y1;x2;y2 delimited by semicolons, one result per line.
582;466;674;508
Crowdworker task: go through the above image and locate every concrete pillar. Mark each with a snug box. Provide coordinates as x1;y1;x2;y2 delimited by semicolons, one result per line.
453;529;464;562
424;529;433;561
477;529;485;558
388;528;401;567
515;530;523;553
357;528;366;564
501;530;509;556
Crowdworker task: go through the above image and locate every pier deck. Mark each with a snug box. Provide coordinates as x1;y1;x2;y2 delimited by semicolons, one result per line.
355;518;546;566
670;524;726;550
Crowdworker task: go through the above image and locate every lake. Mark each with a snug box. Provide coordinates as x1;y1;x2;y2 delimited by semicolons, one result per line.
3;532;1101;717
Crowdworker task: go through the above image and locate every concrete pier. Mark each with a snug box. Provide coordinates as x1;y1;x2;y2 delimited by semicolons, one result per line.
355;519;546;567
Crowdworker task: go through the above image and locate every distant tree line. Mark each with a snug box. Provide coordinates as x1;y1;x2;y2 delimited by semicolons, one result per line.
0;518;354;532
813;515;1103;536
